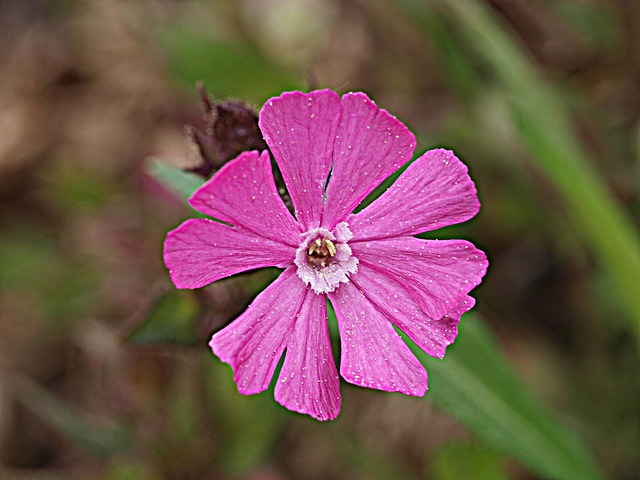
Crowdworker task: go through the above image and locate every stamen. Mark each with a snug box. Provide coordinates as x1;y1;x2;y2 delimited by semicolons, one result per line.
307;238;336;259
308;238;322;256
325;239;337;257
307;237;337;268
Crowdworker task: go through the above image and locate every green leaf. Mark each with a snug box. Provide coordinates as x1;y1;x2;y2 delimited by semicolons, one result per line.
14;376;129;457
410;314;604;480
146;157;205;203
125;289;199;346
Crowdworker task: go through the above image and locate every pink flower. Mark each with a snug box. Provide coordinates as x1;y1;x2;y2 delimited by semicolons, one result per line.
164;90;488;421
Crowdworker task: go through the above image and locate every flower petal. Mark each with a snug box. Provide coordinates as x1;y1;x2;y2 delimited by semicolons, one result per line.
351;237;487;320
322;92;416;229
351;264;475;359
328;281;427;396
189;150;302;246
350;149;480;240
259;90;341;230
164;218;293;289
275;291;341;421
210;267;305;394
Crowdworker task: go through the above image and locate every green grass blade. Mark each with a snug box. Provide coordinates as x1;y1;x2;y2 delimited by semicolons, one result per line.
412;315;604;480
399;0;640;337
14;376;129;457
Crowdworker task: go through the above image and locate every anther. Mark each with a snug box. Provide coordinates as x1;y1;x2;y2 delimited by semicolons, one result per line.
307;238;337;268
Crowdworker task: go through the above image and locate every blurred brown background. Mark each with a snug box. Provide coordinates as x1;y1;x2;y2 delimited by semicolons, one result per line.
0;0;638;479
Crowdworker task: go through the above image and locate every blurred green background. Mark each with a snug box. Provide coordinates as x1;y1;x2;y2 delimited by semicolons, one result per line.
0;0;638;479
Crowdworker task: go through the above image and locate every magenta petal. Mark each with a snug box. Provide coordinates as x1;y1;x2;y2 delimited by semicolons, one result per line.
350;149;480;240
259;90;341;230
328;281;427;396
275;291;341;421
209;267;305;394
351;237;487;320
164;218;293;289
322;92;416;229
351;265;474;358
189;150;302;246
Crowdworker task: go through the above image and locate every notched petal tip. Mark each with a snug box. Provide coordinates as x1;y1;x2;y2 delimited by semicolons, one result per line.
428;148;482;221
261;88;341;110
207;268;305;396
186;149;302;246
275;396;341;422
351;238;487;321
273;290;342;421
348;265;473;361
163;219;213;290
259;89;342;230
209;337;262;396
163;217;293;290
329;281;429;397
322;91;417;228
208;334;226;362
187;150;260;210
341;91;417;148
431;295;477;359
350;147;482;240
209;336;265;396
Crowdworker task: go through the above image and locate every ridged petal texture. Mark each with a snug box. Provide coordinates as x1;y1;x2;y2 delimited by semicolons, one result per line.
328;280;428;395
350;265;475;359
163;89;488;421
189;150;302;246
351;238;487;320
350;149;480;240
211;267;341;420
164;218;293;289
322;92;416;229
274;290;341;421
259;90;341;230
210;268;304;394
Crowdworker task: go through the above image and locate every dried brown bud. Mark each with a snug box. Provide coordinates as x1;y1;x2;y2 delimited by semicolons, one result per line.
185;83;292;212
213;100;267;163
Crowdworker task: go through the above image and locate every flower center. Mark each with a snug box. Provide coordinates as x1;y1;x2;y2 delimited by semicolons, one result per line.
295;222;358;294
307;237;337;268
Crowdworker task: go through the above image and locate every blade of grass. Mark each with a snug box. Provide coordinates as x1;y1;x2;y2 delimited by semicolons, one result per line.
414;315;604;480
399;0;640;337
14;376;129;457
327;306;603;480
